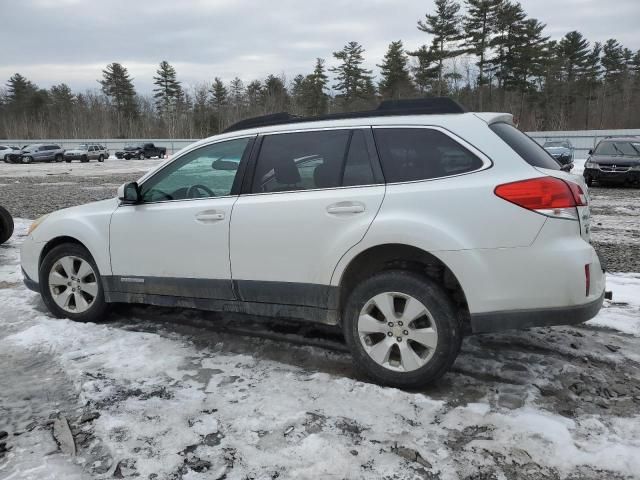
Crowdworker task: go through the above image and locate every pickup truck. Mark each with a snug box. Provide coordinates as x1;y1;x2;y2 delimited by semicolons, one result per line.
115;143;167;160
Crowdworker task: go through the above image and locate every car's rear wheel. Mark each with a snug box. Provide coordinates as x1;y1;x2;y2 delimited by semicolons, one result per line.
343;270;462;389
40;243;109;322
138;152;145;160
0;206;14;244
22;156;33;164
55;154;63;162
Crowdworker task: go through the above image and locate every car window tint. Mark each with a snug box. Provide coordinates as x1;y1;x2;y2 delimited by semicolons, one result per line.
490;123;560;170
252;130;351;193
140;137;250;202
343;130;375;187
594;142;616;155
374;128;484;183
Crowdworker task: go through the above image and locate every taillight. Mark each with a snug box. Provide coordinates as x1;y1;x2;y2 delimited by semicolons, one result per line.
494;177;584;220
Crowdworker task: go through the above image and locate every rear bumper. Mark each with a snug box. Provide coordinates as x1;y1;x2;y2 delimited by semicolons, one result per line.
470;291;604;333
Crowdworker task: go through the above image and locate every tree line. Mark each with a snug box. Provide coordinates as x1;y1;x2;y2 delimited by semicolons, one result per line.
1;0;639;140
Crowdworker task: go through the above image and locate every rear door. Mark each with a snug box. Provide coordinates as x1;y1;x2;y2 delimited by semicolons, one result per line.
229;127;385;309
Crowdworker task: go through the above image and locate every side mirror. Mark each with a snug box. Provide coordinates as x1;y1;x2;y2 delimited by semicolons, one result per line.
588;149;593;155
118;182;140;204
212;159;238;171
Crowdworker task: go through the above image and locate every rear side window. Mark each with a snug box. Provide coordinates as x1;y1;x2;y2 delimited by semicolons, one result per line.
252;129;375;193
490;123;560;170
373;128;484;183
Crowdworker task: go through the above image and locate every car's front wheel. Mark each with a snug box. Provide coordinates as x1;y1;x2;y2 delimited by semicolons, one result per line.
343;270;462;389
98;155;104;162
40;243;109;322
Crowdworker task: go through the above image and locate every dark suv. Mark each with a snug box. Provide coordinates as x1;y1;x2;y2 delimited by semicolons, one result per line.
583;137;640;186
19;144;65;164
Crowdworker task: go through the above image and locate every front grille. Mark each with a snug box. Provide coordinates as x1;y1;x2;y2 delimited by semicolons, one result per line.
600;165;630;172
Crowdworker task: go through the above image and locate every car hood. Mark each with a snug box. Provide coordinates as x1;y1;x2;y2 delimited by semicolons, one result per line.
65;149;86;155
544;147;570;154
590;155;640;166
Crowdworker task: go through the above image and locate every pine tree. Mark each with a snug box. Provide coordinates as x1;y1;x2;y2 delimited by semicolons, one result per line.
229;77;245;110
417;0;463;96
407;45;439;94
489;1;526;93
330;41;375;107
152;61;183;114
378;41;414;100
581;42;602;129
463;0;501;109
5;73;38;107
306;58;329;115
210;77;228;110
99;63;138;117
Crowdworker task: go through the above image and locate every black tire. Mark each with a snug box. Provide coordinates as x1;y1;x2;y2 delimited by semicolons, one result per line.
55;154;63;162
22;156;32;164
343;270;462;389
39;243;110;322
65;159;72;163
138;152;145;160
81;155;89;163
0;206;14;244
98;155;104;163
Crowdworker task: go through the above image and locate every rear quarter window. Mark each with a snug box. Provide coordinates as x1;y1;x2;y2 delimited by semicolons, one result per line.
373;128;484;183
490;123;560;170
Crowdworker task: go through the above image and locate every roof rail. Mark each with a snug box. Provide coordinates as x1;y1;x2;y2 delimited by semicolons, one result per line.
223;97;467;133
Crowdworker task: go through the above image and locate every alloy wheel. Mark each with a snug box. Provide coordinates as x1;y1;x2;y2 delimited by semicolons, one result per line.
48;256;98;313
357;292;438;372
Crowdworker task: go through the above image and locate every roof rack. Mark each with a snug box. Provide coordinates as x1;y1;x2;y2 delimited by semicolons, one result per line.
223;97;467;133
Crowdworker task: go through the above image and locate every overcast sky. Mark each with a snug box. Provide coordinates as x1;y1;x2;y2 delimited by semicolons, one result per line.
1;0;639;94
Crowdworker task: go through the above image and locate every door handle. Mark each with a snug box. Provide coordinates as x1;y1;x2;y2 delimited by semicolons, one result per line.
195;210;225;222
326;202;365;215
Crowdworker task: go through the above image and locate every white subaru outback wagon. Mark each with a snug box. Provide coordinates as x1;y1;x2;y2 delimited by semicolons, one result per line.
21;98;606;388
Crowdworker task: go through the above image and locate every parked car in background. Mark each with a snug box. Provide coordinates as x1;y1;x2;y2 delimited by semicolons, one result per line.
115;143;166;160
0;205;13;244
1;145;21;163
21;98;606;388
64;144;109;163
583;137;640;187
19;144;65;164
543;140;574;170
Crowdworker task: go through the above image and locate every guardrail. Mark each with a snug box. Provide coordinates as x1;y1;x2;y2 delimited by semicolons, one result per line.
2;129;640;158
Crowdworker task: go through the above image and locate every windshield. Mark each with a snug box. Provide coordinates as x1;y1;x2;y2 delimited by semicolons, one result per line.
595;141;640;156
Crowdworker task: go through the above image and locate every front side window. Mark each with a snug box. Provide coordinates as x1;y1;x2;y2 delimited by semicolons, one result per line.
374;128;484;183
140;137;251;202
251;129;375;193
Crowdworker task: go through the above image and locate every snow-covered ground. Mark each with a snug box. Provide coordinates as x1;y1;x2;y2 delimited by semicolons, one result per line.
1;215;640;479
0;157;169;178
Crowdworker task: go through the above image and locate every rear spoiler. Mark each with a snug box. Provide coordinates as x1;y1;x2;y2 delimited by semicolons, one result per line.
473;112;514;125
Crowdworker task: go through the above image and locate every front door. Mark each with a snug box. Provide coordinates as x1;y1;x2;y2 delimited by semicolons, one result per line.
230;128;385;309
109;136;254;301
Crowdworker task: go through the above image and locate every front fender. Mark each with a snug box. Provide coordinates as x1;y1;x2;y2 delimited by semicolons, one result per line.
31;198;119;276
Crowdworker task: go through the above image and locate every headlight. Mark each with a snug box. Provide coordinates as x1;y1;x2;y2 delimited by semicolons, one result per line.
27;214;49;236
585;161;598;169
630;165;640;171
